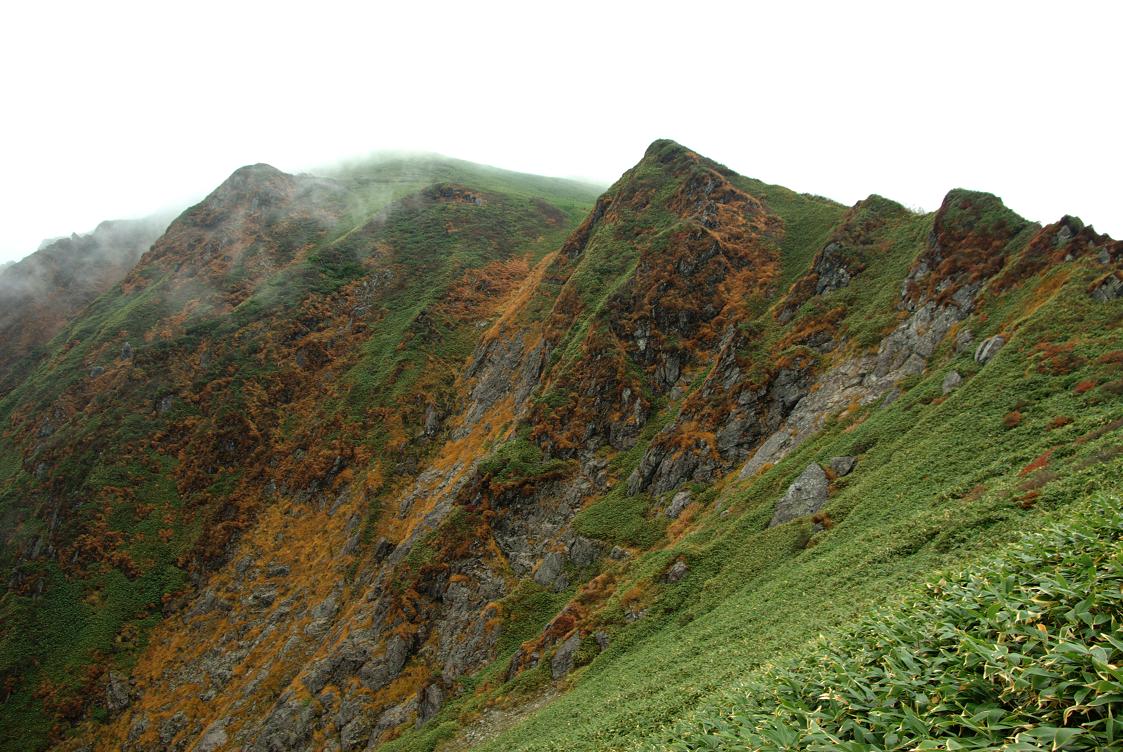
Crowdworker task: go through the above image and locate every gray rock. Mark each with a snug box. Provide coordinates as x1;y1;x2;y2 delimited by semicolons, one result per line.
128;714;149;745
339;714;372;751
550;633;582;679
159;711;188;745
120;341;133;360
417;683;444;725
376;697;418;731
663;559;689;583
358;634;410;692
609;546;630;560
567;536;602;568
954;327;975;354
1091;273;1123;302
533;551;567;590
373;537;395;562
942;370;963;394
665;489;692;519
89;365;105;378
157;394;176;415
770;464;829;527
594;631;610;651
105;670;132;714
827;456;856;477
423;403;442;437
245;585;277;609
250;693;316;752
196;718;228;752
266;562;290;578
974;335;1006;364
305;590;340;636
814;241;853;295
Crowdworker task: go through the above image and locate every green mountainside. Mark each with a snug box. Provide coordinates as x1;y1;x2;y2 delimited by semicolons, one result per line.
0;141;1119;752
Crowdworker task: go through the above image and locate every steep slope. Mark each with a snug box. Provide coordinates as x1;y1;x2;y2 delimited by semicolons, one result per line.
0;216;171;395
0;158;598;751
1;140;1120;752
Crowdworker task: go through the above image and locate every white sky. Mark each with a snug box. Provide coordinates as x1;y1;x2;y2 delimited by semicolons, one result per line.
1;0;1120;262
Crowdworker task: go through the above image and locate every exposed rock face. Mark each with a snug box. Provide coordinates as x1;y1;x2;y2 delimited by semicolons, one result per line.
417;683;444;725
770;464;829;527
630;330;810;495
195;719;228;752
105;670;132;714
534;551;568;590
975;335;1006;364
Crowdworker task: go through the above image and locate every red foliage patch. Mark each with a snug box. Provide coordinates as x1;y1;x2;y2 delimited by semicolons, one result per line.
1032;341;1086;376
1073;379;1097;394
1019;449;1053;477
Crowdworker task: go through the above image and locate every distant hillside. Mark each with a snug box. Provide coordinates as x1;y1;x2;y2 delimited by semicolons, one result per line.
0;217;172;395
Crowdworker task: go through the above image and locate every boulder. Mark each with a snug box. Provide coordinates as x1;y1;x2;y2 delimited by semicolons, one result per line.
770;464;829;527
942;370;963;394
664;489;692;519
550;633;582;679
827;456;857;477
954;327;974;354
158;711;188;745
663;559;689;583
974;335;1005;364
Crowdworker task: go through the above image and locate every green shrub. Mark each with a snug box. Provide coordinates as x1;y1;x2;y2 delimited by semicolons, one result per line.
647;494;1123;751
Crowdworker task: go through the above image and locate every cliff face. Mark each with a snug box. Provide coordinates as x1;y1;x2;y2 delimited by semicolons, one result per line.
0;216;171;395
0;142;1120;752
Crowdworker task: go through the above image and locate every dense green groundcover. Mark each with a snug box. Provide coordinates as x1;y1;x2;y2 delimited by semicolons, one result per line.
645;494;1123;751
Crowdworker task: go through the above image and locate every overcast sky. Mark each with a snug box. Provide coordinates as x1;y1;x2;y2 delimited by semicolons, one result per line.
1;0;1120;262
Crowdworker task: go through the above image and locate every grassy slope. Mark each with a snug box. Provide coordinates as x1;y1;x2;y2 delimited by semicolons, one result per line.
646;491;1123;750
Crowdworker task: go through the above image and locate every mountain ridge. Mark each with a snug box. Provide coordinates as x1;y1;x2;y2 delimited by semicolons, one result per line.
0;141;1118;752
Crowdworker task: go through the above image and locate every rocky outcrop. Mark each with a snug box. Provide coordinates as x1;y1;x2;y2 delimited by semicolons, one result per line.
975;335;1006;364
631;329;811;494
1090;271;1123;301
105;670;133;714
550;633;582;679
770;464;829;527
